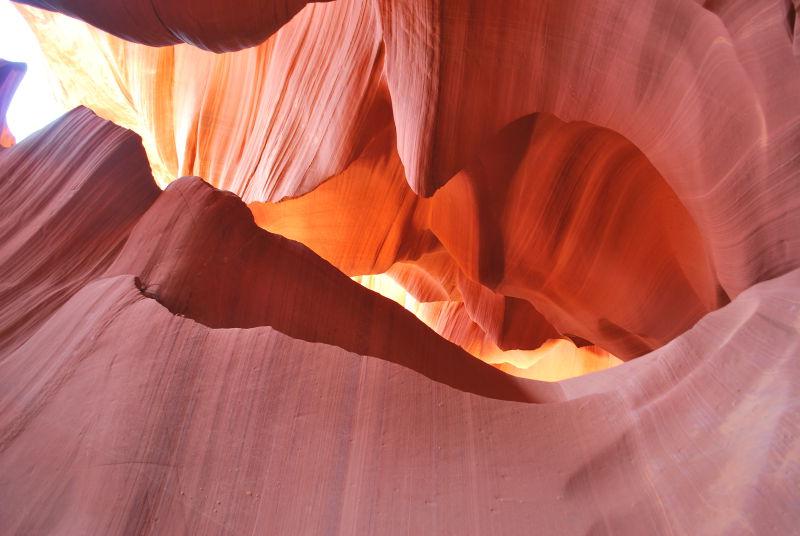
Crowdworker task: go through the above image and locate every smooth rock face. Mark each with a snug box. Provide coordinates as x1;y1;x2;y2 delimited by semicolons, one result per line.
0;108;798;535
254;113;723;360
13;0;800;372
1;0;799;533
13;0;329;51
375;0;800;298
0;107;159;352
15;0;388;202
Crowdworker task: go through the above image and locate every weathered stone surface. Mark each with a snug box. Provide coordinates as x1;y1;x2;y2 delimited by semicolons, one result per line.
0;109;798;534
1;1;799;532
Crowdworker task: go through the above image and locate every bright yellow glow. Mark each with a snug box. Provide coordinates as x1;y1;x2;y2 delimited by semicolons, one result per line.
354;273;622;381
14;4;174;186
12;4;623;382
352;273;424;313
488;340;623;382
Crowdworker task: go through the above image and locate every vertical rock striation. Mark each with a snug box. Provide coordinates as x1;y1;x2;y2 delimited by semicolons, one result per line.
0;1;799;532
0;107;797;535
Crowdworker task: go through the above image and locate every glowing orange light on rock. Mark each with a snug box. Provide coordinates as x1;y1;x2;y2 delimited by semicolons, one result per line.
353;273;621;381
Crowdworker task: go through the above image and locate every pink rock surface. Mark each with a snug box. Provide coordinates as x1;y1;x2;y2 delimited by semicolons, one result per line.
16;0;388;202
1;1;799;531
0;107;158;351
15;0;800;370
375;0;800;299
0;108;798;535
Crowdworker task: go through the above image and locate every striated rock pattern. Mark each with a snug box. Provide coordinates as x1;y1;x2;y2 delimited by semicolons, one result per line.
13;0;800;374
1;0;799;532
253;114;723;361
374;0;800;299
1;105;798;536
0;107;159;352
15;1;388;201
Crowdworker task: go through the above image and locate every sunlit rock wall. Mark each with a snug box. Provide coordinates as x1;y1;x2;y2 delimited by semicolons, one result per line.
1;0;799;532
20;0;800;378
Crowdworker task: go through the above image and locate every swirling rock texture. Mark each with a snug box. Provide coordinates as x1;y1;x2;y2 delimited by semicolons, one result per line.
14;0;388;199
1;0;799;533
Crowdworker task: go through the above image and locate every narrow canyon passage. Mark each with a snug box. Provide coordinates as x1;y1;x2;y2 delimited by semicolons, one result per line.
1;0;799;534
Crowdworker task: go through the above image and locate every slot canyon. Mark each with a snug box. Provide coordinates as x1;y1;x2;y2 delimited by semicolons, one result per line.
0;0;798;533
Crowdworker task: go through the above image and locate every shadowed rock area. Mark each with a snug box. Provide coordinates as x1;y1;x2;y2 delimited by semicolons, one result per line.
1;0;800;533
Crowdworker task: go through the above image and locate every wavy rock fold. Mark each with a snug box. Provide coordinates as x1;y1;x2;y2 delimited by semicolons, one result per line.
1;0;799;532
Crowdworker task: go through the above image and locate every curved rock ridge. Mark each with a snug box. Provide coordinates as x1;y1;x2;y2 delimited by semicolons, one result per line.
106;176;544;400
0;106;798;534
12;0;800;368
0;107;538;401
0;106;159;352
0;59;25;147
14;1;389;202
354;273;622;381
14;0;330;52
375;0;800;295
253;113;723;361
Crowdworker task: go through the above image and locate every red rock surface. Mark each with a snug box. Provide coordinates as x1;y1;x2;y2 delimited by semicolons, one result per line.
253;114;724;360
0;107;159;352
15;0;387;201
374;0;800;298
1;0;800;532
1;108;798;534
13;0;329;51
14;0;800;376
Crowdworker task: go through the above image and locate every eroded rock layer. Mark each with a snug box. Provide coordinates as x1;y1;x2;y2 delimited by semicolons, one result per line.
2;0;800;531
255;114;723;360
15;1;388;201
0;102;798;536
12;0;800;374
